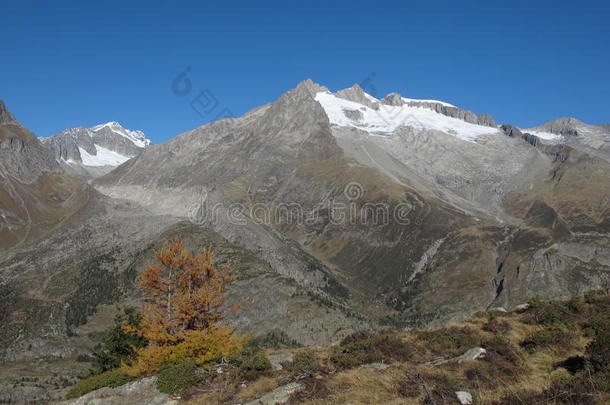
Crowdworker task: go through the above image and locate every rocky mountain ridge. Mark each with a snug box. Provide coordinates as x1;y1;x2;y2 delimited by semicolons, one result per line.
41;122;151;178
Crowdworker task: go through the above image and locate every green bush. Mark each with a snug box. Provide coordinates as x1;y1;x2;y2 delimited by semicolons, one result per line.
565;296;586;314
248;330;301;350
291;350;320;374
520;327;573;353
585;327;610;373
483;336;522;365
582;314;610;338
417;327;480;356
231;350;272;371
339;330;374;346
584;289;608;305
525;297;571;326
331;332;411;369
156;360;201;395
464;337;524;388
331;338;380;369
65;369;132;399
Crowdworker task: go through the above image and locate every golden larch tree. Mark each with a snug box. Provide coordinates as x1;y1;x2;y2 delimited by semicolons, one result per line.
123;239;243;376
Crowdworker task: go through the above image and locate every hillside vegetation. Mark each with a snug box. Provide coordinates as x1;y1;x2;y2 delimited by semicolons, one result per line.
65;288;610;404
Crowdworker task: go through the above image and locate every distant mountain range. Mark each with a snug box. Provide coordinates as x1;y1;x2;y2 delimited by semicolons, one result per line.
40;121;151;178
0;80;608;402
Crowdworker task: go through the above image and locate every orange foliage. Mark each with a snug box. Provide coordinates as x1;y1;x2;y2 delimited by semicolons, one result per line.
138;239;234;345
123;327;246;376
123;239;243;376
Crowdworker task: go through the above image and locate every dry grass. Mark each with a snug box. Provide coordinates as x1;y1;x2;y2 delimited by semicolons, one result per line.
301;366;416;405
183;391;226;405
237;376;278;401
181;292;610;405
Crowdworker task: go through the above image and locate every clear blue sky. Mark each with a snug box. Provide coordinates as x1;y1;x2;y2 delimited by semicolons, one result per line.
2;0;609;143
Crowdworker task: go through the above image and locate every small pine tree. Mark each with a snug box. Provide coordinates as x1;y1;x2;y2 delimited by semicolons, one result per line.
90;307;147;375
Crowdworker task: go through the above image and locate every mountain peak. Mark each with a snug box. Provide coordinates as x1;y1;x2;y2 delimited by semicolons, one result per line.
381;92;404;106
91;121;151;147
334;84;379;109
41;121;151;177
91;121;122;131
538;117;585;137
294;79;328;96
0;100;17;125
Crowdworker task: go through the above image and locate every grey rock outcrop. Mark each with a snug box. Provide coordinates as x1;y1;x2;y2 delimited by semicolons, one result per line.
456;347;487;363
526;117;610;162
90;122;150;156
427;347;486;366
500;124;540;146
268;352;294;370
58;377;173;405
500;124;523;138
336;84;379;110
42;127;96;162
455;390;473;404
378;92;498;127
380;92;404;106
536;117;581;137
522;132;540;147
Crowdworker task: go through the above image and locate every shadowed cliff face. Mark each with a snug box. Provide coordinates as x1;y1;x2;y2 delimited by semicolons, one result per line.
0;104;92;250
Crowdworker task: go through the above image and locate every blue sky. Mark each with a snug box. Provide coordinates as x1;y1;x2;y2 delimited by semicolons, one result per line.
2;0;609;143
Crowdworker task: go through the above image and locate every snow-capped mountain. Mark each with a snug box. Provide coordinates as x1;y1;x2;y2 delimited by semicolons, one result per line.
314;87;499;142
91;121;151;149
41;122;151;178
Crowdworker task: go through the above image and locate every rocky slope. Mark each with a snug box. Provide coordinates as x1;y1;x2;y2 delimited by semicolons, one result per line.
0;101;91;250
524;117;610;163
41;122;151;179
95;80;610;327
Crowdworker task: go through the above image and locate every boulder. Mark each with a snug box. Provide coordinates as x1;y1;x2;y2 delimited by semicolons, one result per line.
514;303;530;312
267;352;294;371
456;347;487;363
58;377;173;405
455;390;473;404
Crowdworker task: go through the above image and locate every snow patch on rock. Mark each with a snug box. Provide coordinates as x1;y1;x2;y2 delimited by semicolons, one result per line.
78;146;131;167
315;91;498;142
